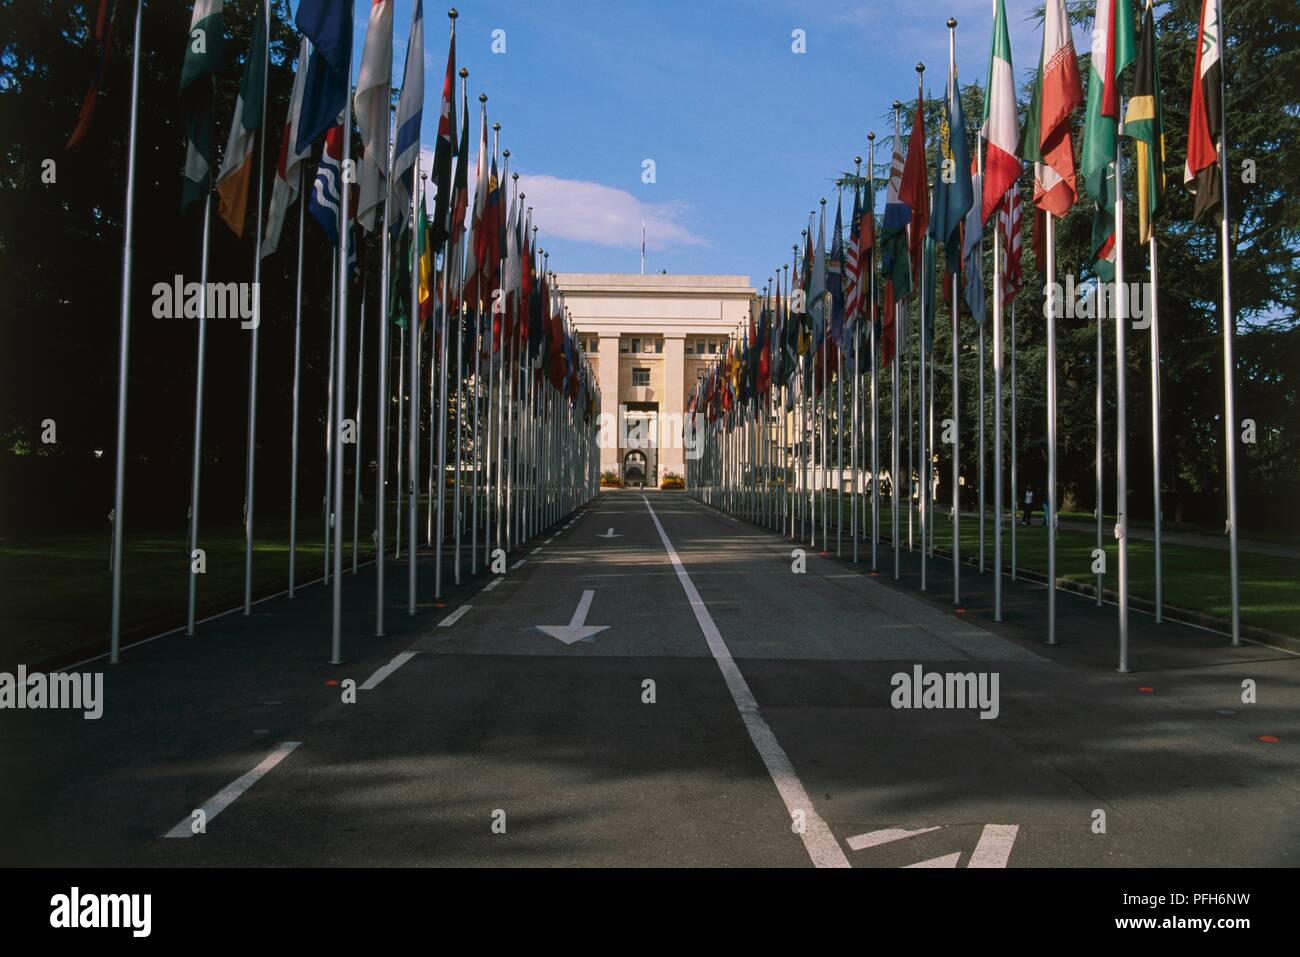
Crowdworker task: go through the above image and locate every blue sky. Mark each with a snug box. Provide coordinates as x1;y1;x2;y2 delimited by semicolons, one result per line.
333;0;1080;285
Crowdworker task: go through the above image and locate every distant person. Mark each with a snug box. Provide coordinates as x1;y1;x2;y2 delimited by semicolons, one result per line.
1023;487;1034;526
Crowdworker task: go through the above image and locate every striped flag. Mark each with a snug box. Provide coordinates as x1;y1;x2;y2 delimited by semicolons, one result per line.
845;186;861;327
66;0;118;149
215;2;268;237
389;0;424;233
1024;0;1085;216
354;0;394;234
1184;0;1222;222
1082;0;1137;279
179;0;225;212
998;185;1024;306
1124;0;1166;244
981;0;1019;221
430;18;457;248
260;39;311;259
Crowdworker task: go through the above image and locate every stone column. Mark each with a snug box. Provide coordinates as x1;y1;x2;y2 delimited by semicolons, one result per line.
597;333;621;477
661;333;686;479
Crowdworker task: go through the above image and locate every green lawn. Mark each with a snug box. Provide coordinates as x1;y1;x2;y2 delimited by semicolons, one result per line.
0;493;484;670
711;491;1300;639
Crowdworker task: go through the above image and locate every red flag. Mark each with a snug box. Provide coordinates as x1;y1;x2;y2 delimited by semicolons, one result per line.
898;84;930;286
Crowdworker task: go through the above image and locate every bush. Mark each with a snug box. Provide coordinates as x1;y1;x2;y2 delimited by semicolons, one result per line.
599;470;622;488
660;471;685;490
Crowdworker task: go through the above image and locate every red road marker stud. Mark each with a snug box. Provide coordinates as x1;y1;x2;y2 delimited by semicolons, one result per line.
1259;735;1280;743
1138;687;1155;694
324;679;340;687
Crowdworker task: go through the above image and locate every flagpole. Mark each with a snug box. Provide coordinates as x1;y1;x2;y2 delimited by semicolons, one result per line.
1149;233;1162;621
1010;297;1017;580
454;242;465;585
1046;211;1058;645
394;323;404;558
1116;99;1131;672
331;62;355;665
289;166;306;599
868;131;879;571
917;65;928;593
375;108;393;636
947;21;960;605
992;185;1003;621
1217;0;1241;647
352;255;367;573
107;0;142;662
407;157;422;616
185;186;213;636
433;167;449;599
1096;274;1105;608
241;0;271;615
326;258;337;582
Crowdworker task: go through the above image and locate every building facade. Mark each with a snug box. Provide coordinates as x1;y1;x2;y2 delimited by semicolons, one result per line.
553;273;755;486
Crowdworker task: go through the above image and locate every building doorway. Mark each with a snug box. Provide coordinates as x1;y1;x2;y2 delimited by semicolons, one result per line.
623;450;648;488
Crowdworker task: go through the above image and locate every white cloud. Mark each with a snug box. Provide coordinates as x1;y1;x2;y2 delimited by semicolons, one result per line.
513;174;708;252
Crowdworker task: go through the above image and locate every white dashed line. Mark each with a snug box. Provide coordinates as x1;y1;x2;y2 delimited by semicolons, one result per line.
438;605;472;627
530;547;544;555
359;651;416;690
164;741;302;838
511;559;526;570
481;578;503;593
640;495;850;869
968;825;1019;868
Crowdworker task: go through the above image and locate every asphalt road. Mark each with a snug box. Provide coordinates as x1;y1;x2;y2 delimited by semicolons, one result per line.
2;489;1297;867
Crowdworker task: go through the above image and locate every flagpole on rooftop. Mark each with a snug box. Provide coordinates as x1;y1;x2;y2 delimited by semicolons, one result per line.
242;0;271;614
108;0;143;663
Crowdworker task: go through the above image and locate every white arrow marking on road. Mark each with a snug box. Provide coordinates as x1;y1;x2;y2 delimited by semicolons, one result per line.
967;824;1019;868
906;852;962;868
596;528;621;538
846;826;943;851
536;590;610;645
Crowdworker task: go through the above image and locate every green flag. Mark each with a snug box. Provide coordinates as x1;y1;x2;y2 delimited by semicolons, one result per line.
180;0;225;213
1123;0;1165;245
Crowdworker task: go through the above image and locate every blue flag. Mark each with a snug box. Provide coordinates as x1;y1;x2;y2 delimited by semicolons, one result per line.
928;58;973;274
295;0;354;156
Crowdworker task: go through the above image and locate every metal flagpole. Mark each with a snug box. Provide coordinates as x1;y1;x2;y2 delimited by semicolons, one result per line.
837;333;844;555
375;110;393;636
1116;101;1130;671
325;259;337;583
407;159;422;615
908;297;915;553
1046;212;1058;644
993;195;1003;620
434;121;456;598
948;22;960;605
1010;298;1017;580
242;0;271;615
352;259;367;573
867;133;879;571
1096;277;1105;606
1149;234;1162;621
108;0;143;662
454;236;465;584
851;180;861;562
394;324;404;558
330;62;355;665
289;167;307;599
893;297;901;579
919;220;928;590
185;186;213;636
1217;0;1241;647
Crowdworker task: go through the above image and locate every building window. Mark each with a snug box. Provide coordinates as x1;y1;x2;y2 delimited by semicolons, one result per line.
619;338;629;353
632;367;651;387
631;338;642;353
654;338;664;354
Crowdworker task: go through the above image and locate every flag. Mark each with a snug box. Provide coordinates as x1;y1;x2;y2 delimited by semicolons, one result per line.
66;0;118;149
215;2;268;237
462;101;489;304
963;161;986;326
354;0;393;233
430;18;456;248
981;0;1019;221
448;82;471;311
308;122;357;279
899;86;930;286
294;0;353;156
998;184;1024;306
845;187;862;326
809;207;826;348
828;197;846;346
1184;0;1222;222
389;0;424;233
179;0;225;212
882;117;912;313
1082;0;1137;279
1124;0;1166;244
261;39;312;259
930;54;973;274
417;195;433;327
1024;0;1085;216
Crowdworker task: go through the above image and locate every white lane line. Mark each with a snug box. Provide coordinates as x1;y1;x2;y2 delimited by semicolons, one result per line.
359;651;416;691
438;605;472;627
164;741;302;838
847;826;942;851
481;578;503;593
530;547;544;555
640;494;850;869
511;559;527;570
546;536;557;543
967;824;1019;868
906;852;961;868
